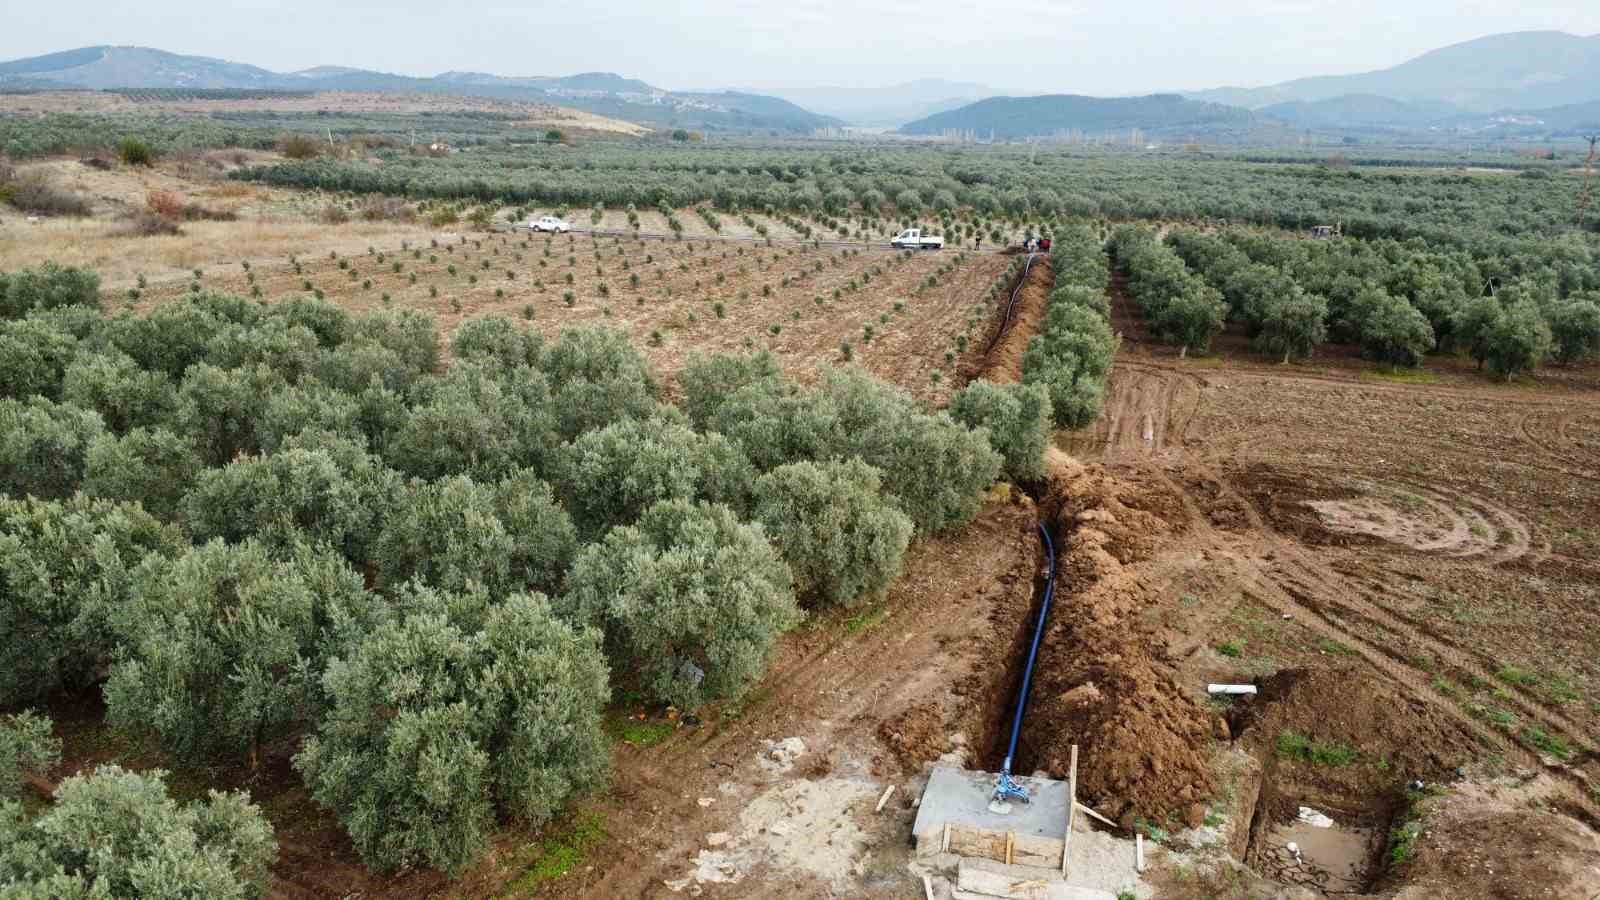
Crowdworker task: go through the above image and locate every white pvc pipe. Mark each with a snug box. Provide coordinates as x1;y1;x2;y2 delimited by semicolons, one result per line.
1207;684;1258;696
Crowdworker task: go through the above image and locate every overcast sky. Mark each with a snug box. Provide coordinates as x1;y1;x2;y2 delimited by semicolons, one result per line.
6;0;1600;94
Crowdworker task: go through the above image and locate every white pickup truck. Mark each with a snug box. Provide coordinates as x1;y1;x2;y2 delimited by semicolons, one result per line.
890;228;944;250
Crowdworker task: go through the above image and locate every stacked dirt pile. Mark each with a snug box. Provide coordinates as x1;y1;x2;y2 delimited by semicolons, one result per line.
1019;450;1217;829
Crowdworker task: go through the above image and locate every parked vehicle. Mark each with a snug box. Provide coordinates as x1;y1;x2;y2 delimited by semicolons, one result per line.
890;228;944;250
529;215;571;233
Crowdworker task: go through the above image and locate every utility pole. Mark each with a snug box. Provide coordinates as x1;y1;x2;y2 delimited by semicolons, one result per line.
1578;135;1599;229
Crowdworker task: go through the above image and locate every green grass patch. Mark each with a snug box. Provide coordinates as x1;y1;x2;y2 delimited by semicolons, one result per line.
1494;665;1538;687
1521;726;1573;760
605;715;675;748
843;605;888;635
1317;638;1357;657
1275;730;1359;766
1360;368;1440;385
509;812;608;890
1215;640;1244;658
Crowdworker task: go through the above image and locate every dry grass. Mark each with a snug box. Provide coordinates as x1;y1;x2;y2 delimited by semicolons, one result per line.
0;217;434;286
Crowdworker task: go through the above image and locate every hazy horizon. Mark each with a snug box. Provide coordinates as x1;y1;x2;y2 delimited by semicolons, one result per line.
5;1;1600;95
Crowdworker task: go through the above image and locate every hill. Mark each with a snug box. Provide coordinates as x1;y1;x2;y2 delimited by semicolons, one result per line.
1189;30;1600;113
1260;94;1463;130
898;93;1259;140
760;79;997;127
0;46;839;133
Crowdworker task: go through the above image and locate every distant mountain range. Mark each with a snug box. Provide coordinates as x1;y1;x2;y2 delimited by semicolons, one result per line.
899;94;1263;141
1186;30;1600;114
0;46;841;133
6;31;1600;143
756;80;998;127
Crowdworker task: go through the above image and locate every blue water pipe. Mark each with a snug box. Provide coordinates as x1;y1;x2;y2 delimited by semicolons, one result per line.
993;522;1058;805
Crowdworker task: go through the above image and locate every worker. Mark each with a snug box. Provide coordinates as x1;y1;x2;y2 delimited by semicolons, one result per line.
975;235;982;251
1040;236;1051;252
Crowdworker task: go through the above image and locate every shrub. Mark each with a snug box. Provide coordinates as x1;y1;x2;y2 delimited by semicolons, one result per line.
0;396;105;499
0;262;101;319
752;459;912;608
1021;303;1118;429
117;137;154;166
105;541;376;762
3;173;91;216
948;380;1052;481
559;499;800;707
270;294;351;348
0;495;183;706
277;133;322;159
0;711;59;800
295;587;608;876
83;427;203;521
0;765;277;897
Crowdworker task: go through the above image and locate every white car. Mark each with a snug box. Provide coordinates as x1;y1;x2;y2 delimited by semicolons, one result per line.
530;215;571;233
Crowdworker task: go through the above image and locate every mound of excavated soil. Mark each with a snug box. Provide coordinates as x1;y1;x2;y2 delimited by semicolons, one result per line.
1392;775;1600;900
1018;451;1217;829
1243;666;1484;802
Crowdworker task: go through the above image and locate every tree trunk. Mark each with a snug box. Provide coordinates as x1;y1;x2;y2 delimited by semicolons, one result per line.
1179;344;1188;359
1283;348;1292;365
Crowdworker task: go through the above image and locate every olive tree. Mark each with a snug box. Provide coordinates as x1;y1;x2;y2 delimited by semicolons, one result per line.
1153;283;1228;358
948;380;1052;481
385;364;559;480
374;470;575;597
1;711;59;800
0;263;100;319
105;540;376;764
0;765;276;898
1359;290;1436;369
538;326;659;440
1482;300;1551;381
451;315;544;369
0;495;182;705
559;499;800;707
556;413;756;539
677;351;781;428
0;316;77;401
82;427;203;521
1254;291;1329;363
295;586;608;877
60;351;177;434
174;363;282;467
0;397;105;499
181;446;400;564
752;460;912;608
1548;297;1600;364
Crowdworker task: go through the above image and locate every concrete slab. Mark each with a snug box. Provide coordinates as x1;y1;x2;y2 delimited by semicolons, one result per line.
913;766;1070;851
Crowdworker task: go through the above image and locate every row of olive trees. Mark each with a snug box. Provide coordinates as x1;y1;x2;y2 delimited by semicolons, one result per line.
1169;227;1600;377
0;262;1032;882
1014;224;1120;432
1109;226;1230;359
